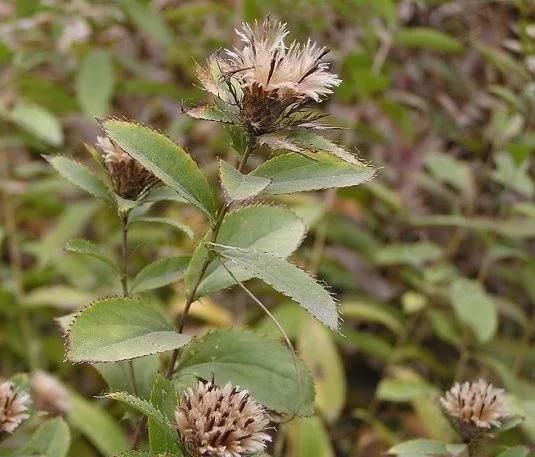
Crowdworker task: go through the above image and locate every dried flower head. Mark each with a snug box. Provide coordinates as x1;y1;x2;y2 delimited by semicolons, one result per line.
31;371;71;416
440;379;510;432
96;135;158;200
176;380;271;457
0;381;31;434
196;18;340;134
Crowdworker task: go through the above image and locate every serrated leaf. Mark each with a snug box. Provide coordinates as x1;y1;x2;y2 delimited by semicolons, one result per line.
395;27;464;53
219;160;271;201
287;130;363;165
76;50;115;117
176;329;315;416
187;205;306;297
23;417;70;457
387;439;447;457
46;156;115;204
65;239;120;272
450;278;497;342
131;256;190;294
69;391;129;456
103;119;216;218
252;152;375;194
149;375;181;454
186;105;236;123
67;297;192;362
11;101;63;146
104;391;168;425
212;245;339;330
131;217;194;238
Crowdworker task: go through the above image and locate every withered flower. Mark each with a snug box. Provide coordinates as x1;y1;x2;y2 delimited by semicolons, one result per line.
176;380;271;457
0;381;31;434
440;379;510;439
195;18;340;134
96;135;158;200
31;371;71;416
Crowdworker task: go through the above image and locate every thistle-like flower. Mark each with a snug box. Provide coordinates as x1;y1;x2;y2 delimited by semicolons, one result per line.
96;135;158;200
31;371;71;416
175;380;271;457
195;18;340;134
0;381;31;434
440;379;510;435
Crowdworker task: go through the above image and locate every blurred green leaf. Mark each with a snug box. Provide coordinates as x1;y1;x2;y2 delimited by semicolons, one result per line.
10;101;63;146
121;0;173;46
396;28;464;53
450;278;497;342
76;50;115;118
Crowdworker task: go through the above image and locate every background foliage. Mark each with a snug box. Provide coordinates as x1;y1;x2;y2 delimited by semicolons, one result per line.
1;0;534;456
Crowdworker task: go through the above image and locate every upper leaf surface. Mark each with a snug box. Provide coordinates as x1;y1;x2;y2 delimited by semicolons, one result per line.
67;297;191;362
103;119;216;218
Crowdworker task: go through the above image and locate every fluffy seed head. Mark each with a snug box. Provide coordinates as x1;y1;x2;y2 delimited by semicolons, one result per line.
31;371;71;415
175;381;271;457
196;18;340;134
440;379;510;430
0;381;31;433
96;135;158;200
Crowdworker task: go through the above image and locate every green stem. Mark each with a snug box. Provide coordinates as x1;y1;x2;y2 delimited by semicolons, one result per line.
1;152;38;370
165;139;255;379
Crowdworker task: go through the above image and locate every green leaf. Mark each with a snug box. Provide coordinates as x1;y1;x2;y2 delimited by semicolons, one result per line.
186;105;236;123
187;205;306;297
341;300;403;334
287;130;363;165
252;153;375;194
395;28;464;53
76;50;115;117
103;391;168;424
387;439;447;457
10;101;63;146
67;297;192;362
450;278;497;342
131;256;190;294
103;119;216;218
94;355;159;399
424;152;474;196
286;416;334;457
496;446;530;457
373;242;443;267
176;329;315;416
149;375;181;454
65;239;120;272
298;317;346;422
69;391;129;456
131;217;194;238
376;377;436;402
24;417;70;457
46;156;115;204
121;0;173;46
212;245;339;330
219;160;271;201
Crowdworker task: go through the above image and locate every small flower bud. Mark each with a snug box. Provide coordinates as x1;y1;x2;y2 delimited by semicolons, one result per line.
0;381;31;434
96;135;158;200
176;381;271;457
31;371;71;416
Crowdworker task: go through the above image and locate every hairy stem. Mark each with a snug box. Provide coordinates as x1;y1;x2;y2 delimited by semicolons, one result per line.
165;140;255;378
